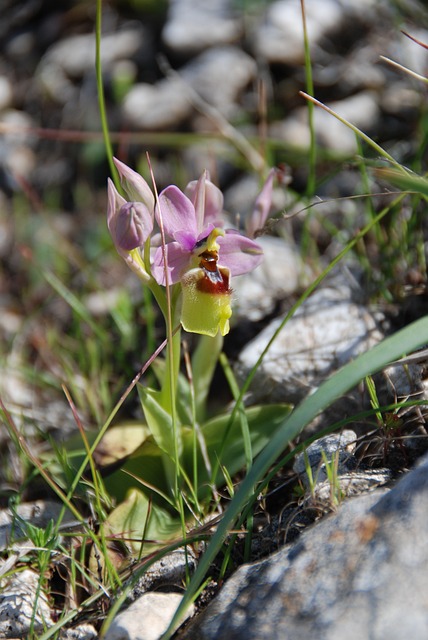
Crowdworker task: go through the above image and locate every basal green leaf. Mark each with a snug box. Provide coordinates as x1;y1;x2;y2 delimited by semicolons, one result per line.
104;488;182;556
181;404;292;500
138;385;181;458
103;436;170;505
149;359;193;425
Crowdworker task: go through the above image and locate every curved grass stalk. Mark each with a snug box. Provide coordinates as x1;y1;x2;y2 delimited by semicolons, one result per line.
95;0;119;189
301;0;316;198
299;91;412;174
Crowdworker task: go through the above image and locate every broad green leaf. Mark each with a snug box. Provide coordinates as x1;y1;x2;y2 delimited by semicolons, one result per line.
104;488;182;556
103;436;170;505
181;404;292;501
138;385;182;492
93;422;151;467
150;358;193;425
138;385;181;460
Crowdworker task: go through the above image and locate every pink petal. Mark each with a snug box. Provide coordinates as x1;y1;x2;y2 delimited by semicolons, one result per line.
156;186;198;243
175;230;200;252
186;171;207;232
152;242;191;286
218;231;264;276
186;173;224;228
246;168;276;238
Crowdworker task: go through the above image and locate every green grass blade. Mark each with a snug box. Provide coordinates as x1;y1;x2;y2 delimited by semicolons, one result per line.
301;0;316;198
299;92;411;174
96;0;119;189
374;168;428;197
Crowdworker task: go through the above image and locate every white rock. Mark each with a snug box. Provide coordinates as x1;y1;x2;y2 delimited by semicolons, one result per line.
0;569;54;637
0;109;35;148
182;46;256;117
41;28;144;78
233;236;308;322
104;592;193;640
237;285;383;403
162;0;241;53
122;78;192;130
37;27;144;103
254;0;343;64
272;91;379;153
387;29;428;79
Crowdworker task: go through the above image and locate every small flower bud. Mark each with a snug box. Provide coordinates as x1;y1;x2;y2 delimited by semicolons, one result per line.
113;202;153;252
113;157;155;211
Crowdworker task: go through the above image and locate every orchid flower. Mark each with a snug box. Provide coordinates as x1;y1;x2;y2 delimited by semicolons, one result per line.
107;159;272;337
151;171;264;336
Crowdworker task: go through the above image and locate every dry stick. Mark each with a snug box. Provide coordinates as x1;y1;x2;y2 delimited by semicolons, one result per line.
401;30;428;50
379;55;428;84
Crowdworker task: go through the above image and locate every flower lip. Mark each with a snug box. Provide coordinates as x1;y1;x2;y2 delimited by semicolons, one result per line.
197;266;231;295
181;264;232;336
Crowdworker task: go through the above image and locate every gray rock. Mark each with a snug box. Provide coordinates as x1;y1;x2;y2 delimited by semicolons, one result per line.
162;0;241;54
60;624;98;640
125;548;198;602
293;430;392;506
293;429;357;483
104;592;193;640
236;284;383;404
185;452;428;639
0;500;76;550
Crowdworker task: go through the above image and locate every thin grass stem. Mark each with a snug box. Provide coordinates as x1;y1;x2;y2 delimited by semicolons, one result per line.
301;0;316;198
95;0;119;189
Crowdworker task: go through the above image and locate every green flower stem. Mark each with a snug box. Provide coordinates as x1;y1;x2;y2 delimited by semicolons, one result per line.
160;320;181;416
159;295;182;504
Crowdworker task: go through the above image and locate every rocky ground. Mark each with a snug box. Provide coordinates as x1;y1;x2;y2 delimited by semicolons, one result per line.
1;0;428;638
